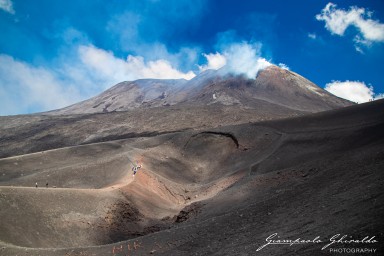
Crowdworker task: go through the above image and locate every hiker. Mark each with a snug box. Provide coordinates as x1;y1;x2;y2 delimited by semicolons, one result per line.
35;182;38;188
127;156;142;176
132;164;142;176
46;182;48;188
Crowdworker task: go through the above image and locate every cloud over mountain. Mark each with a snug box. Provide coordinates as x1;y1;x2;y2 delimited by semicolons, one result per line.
0;1;383;116
324;80;381;103
0;54;81;115
78;45;196;81
0;39;275;115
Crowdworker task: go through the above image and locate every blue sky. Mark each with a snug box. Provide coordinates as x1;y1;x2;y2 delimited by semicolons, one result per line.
0;0;383;115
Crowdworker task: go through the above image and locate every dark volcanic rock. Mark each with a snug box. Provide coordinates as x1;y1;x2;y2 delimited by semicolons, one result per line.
0;100;383;256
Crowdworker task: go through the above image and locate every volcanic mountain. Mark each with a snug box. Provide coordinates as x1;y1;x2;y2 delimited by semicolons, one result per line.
0;66;352;158
1;66;382;256
52;65;352;115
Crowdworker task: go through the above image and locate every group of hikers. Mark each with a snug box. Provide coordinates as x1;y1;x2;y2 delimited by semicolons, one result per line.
34;157;141;188
128;156;142;176
35;182;49;188
131;163;142;176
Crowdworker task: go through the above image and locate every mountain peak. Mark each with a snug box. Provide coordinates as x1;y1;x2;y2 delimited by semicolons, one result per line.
49;65;353;115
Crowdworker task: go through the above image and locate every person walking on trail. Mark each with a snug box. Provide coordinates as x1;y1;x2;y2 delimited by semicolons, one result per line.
35;182;38;188
132;164;142;176
127;156;142;176
46;182;48;188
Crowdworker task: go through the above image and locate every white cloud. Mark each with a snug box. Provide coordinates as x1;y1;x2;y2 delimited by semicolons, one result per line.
354;45;365;54
324;80;378;103
78;45;195;81
308;33;317;39
105;3;204;71
0;55;81;115
0;44;198;115
0;0;14;14
198;52;226;71
278;63;290;70
316;3;384;51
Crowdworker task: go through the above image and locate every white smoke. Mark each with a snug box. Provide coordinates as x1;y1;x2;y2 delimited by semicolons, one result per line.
198;52;226;71
278;63;290;70
200;42;272;79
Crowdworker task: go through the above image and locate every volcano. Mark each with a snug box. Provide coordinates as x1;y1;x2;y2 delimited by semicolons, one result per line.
51;65;352;115
0;66;352;158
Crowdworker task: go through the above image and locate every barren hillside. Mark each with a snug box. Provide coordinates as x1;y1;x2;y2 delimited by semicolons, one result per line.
0;100;383;255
